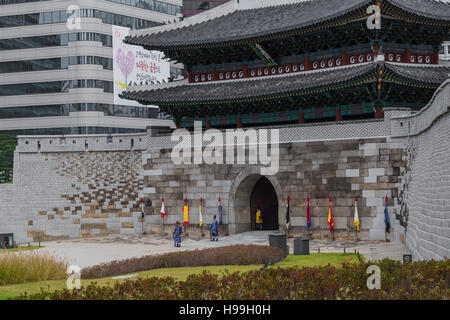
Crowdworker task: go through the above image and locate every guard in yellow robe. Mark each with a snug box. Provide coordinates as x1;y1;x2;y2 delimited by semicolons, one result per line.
256;209;263;230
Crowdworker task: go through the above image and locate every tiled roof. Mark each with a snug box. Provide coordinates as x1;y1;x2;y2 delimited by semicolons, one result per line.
125;0;450;49
121;62;450;105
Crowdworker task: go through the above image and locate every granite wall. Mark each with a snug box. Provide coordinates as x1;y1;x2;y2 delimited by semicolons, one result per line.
391;80;450;260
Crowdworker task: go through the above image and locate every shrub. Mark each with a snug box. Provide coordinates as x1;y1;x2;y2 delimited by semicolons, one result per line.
0;252;68;285
17;258;449;300
81;245;285;279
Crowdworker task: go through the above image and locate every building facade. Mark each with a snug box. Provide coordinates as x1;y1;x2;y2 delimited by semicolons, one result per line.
0;0;181;135
182;0;229;17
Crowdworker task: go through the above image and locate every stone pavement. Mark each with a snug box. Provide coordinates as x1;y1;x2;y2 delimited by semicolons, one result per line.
26;231;411;268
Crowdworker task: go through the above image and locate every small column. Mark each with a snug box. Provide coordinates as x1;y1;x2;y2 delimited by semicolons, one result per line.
212;67;217;81
188;71;194;83
341;50;348;65
206;120;211;130
374;106;384;119
243;64;250;78
236;118;243;128
404;48;411;63
335;110;343;121
298;112;305;124
432;48;439;65
304;56;311;71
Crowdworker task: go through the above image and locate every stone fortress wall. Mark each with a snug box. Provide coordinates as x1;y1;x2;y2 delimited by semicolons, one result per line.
0;134;147;243
389;80;450;260
0;80;449;260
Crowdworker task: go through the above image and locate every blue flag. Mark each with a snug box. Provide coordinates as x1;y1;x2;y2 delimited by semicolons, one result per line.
384;196;390;233
218;198;223;225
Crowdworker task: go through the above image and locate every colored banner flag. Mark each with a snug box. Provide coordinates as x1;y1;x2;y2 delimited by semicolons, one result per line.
285;196;290;230
328;197;334;231
183;198;189;226
354;196;360;231
306;197;312;231
218;197;223;225
160;198;166;219
199;198;203;228
384;195;390;233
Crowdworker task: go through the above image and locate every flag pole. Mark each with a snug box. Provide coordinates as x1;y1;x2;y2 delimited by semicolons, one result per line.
285;195;290;238
184;197;189;237
161;197;165;234
306;196;312;240
200;197;203;237
140;198;144;235
355;196;359;242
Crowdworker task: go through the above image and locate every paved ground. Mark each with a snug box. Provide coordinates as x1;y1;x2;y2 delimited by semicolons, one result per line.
27;231;411;268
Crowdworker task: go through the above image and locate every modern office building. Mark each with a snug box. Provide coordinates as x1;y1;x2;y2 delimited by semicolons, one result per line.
0;0;182;135
182;0;229;17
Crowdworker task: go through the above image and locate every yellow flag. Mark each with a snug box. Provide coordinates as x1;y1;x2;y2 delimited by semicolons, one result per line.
183;205;189;226
199;204;203;227
354;197;360;231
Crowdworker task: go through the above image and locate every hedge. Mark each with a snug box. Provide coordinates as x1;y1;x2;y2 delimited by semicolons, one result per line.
81;245;285;279
17;258;449;300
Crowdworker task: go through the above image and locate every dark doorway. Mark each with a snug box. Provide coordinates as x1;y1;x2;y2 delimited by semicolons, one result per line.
250;177;278;230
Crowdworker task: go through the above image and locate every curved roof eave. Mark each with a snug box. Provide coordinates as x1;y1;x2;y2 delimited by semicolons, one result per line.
125;0;450;50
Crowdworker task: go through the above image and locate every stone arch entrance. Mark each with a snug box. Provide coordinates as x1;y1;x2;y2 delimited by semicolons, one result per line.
250;177;279;230
228;166;283;235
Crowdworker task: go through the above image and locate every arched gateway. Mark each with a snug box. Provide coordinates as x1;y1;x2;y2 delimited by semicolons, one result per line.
228;167;283;235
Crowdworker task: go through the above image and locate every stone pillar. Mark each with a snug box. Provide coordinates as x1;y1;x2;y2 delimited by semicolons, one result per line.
298;112;305;124
335;110;343;121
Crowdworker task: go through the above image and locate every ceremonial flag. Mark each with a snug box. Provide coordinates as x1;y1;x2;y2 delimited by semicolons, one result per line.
384;195;390;233
183;197;189;226
354;196;360;231
285;196;290;230
160;197;166;219
306;197;312;231
218;197;223;225
328;197;334;231
199;198;203;227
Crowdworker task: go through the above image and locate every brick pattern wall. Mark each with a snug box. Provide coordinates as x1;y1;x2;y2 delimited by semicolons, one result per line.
0;151;144;243
142;138;405;241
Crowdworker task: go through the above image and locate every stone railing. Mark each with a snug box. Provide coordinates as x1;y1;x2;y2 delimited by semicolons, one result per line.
147;116;393;150
15;133;147;153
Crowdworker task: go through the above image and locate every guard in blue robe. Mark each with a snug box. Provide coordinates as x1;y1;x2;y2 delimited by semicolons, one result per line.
210;215;219;241
173;221;182;247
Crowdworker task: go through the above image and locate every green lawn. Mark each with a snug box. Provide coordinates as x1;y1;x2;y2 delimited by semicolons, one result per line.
0;246;42;253
0;253;356;299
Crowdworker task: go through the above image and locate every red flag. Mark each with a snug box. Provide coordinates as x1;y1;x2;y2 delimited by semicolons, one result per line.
328;197;334;231
160;197;166;218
